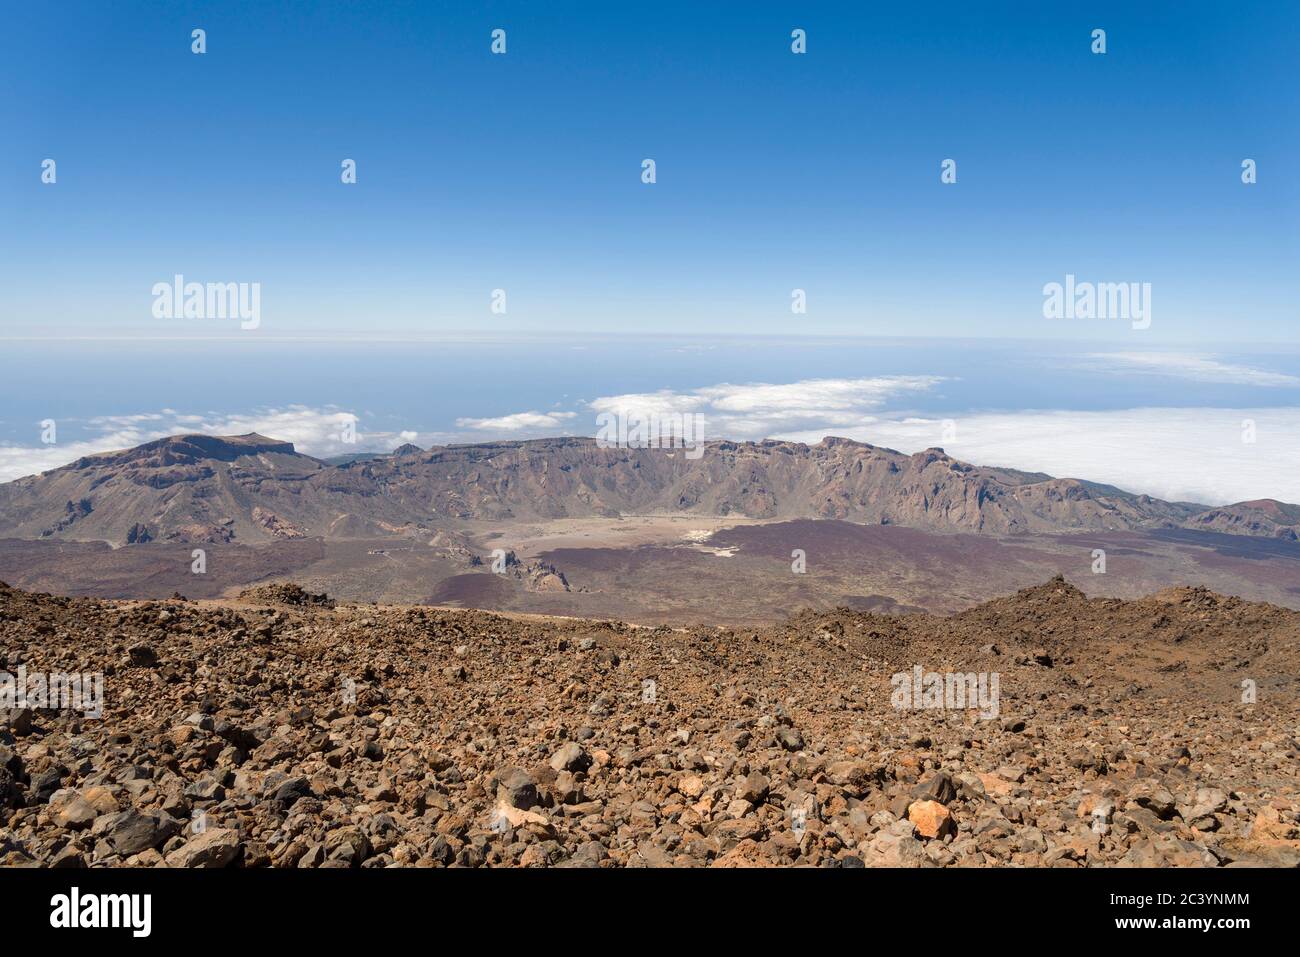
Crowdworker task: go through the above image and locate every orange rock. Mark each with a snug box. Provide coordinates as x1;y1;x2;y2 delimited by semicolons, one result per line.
1251;806;1299;843
977;772;1016;797
169;725;199;746
678;775;705;798
907;799;955;839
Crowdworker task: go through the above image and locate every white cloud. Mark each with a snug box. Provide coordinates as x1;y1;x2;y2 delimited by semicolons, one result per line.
588;376;944;437
0;427;161;483
778;408;1300;506
0;406;427;482
455;411;578;431
1084;352;1300;388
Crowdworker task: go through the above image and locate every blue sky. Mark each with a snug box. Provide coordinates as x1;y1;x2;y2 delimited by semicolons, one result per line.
1;0;1296;342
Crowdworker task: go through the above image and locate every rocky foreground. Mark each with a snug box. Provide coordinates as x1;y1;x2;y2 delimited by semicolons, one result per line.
1;576;1298;868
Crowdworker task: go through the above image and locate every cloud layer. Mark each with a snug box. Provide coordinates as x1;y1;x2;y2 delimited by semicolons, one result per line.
1083;352;1300;387
0;407;426;482
588;376;945;437
459;372;1300;504
2;362;1297;506
456;411;577;431
778;408;1300;506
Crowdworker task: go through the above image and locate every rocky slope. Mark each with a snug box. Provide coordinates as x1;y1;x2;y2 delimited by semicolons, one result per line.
1;432;1291;547
0;434;329;546
1183;499;1300;542
1;577;1296;868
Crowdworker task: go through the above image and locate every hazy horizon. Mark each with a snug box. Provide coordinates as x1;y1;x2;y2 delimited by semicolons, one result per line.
3;334;1299;505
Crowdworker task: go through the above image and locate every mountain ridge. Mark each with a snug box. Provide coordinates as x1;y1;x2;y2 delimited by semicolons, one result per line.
0;432;1296;546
